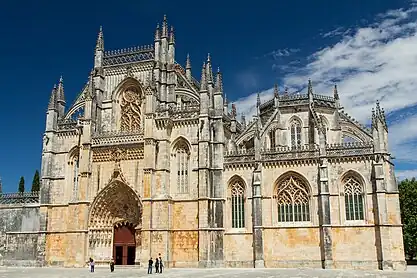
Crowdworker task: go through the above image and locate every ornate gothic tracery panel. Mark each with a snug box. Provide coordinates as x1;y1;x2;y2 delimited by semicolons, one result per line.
275;174;310;222
89;181;142;229
229;178;245;228
120;87;142;132
343;175;364;221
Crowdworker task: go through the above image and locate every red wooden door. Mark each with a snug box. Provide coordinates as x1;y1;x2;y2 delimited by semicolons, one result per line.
113;225;136;265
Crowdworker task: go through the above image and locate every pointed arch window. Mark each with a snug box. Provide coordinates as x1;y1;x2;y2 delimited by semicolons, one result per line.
174;140;190;194
269;129;276;149
69;153;79;201
230;180;245;228
120;87;142;132
290;119;302;148
275;175;310;222
343;175;364;221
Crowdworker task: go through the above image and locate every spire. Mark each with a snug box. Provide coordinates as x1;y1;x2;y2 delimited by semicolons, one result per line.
381;107;387;129
274;83;279;98
371;108;377;130
231;103;237;119
224;93;228;105
308;79;313;96
154;24;161;41
375;100;381;118
96;26;104;51
56;76;65;103
169;26;175;44
200;62;207;91
215;67;223;92
333;84;339;100
0;176;2;194
161;15;168;38
206;53;213;84
186;53;191;69
48;85;57;110
257;92;261;107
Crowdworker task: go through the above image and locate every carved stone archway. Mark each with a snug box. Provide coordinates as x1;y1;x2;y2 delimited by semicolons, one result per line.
88;170;142;264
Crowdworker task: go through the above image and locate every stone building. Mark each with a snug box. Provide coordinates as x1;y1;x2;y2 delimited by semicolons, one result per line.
0;16;406;270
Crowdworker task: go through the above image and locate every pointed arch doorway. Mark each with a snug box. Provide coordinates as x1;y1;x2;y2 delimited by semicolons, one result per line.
113;222;136;265
88;171;142;265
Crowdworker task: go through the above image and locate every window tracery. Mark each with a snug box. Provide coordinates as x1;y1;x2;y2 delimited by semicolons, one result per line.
290;119;302;148
343;175;364;221
275;175;310;222
120;87;142;132
174;141;190;193
69;153;79;201
230;180;245;228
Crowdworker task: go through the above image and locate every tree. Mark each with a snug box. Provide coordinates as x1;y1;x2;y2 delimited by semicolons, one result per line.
399;178;417;259
31;170;40;192
18;176;25;193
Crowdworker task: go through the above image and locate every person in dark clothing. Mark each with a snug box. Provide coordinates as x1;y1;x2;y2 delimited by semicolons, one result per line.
158;253;163;273
89;258;95;273
148;257;153;274
155;258;160;273
109;258;115;272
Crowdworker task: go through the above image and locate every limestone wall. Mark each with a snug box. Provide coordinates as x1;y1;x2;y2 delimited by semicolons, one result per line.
0;204;41;266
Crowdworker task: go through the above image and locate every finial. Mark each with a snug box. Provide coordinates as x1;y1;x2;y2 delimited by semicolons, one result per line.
381;107;387;129
333;84;339;100
96;26;104;51
186;53;191;69
205;54;213;83
215;67;223;92
257;92;261;107
0;176;2;194
308;79;313;95
274;83;279;98
162;15;168;38
376;100;381;116
48;84;57;110
169;26;175;44
241;114;246;126
154;24;160;41
224;93;228;105
231;104;237;118
56;76;65;103
200;62;207;91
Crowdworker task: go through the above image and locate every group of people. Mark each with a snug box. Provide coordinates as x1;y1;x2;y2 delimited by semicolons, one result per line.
86;254;163;274
148;253;164;274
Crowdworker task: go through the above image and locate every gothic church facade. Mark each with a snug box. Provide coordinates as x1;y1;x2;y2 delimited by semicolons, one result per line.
38;16;405;270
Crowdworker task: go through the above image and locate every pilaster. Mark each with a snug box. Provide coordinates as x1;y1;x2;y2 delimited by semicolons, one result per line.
252;163;264;268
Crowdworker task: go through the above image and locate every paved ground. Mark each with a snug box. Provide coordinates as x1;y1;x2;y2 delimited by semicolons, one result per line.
0;266;417;278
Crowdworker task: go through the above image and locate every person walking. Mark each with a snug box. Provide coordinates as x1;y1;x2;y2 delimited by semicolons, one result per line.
148;257;153;274
109;258;115;272
158;253;163;273
155;258;160;273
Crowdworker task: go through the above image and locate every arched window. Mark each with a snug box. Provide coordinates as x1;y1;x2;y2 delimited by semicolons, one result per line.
343;175;364;221
230;179;245;228
173;140;190;194
69;153;79;201
290;119;302;148
269;129;276;149
120;87;142;132
275;175;310;222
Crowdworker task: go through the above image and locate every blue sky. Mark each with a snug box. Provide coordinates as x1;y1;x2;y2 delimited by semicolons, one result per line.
0;0;416;192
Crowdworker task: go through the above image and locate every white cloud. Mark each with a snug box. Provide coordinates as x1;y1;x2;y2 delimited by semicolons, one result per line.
234;3;417;162
395;169;417;180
